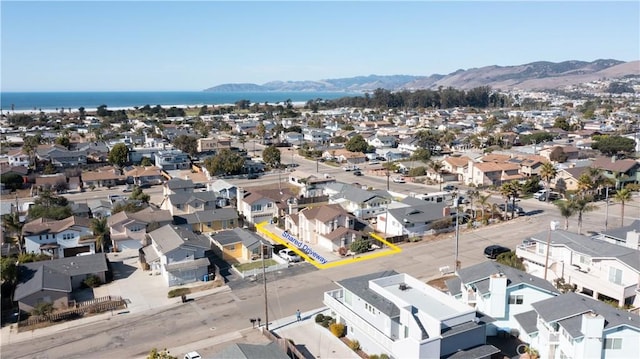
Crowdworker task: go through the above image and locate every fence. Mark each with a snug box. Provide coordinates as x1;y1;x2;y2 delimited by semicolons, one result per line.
18;295;126;330
261;327;307;359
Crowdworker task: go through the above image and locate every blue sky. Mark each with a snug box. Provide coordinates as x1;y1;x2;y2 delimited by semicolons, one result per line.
2;1;639;91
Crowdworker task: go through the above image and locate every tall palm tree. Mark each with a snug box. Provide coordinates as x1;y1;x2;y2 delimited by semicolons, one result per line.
476;193;491;222
576;173;594;199
499;182;516;220
539;162;557;203
571;197;596;234
466;189;480;219
429;160;444;191
613;188;632;227
2;212;23;253
554;200;575;231
91;217;109;253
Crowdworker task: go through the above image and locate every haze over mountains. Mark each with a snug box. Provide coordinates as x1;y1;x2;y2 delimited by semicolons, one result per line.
204;59;640;93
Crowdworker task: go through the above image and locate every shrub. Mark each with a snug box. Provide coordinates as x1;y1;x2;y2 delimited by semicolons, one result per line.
329;322;345;337
380;354;389;359
314;313;325;323
83;275;102;288
369;355;380;359
321;316;334;328
167;288;190;298
349;238;370;254
348;339;360;351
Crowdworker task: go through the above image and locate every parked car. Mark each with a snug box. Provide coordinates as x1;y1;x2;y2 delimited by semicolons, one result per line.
392;177;406;183
538;192;560;201
533;189;547;200
353;170;363;176
247;173;259;180
484;245;511;259
278;248;301;262
443;184;457;191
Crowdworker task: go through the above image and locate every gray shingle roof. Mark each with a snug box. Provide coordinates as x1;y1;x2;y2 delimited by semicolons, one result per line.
387;201;447;225
166;178;194;190
453;261;559;296
531;292;640;339
174;208;238;224
148;225;211;254
14;265;71;301
212;228;271;250
513;310;539;335
599;219;640;240
168;191;217;206
337;270;400;317
529;230;640;271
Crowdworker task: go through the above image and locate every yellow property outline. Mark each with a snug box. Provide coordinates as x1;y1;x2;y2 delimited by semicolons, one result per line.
255;221;402;269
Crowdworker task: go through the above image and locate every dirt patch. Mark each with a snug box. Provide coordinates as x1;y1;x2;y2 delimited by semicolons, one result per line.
339;337;369;358
427;275;456;292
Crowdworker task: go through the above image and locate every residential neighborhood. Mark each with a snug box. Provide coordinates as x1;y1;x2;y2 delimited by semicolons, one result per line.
1;78;640;359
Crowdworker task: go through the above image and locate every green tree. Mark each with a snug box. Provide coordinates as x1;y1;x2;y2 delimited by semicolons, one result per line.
28;190;72;220
262;145;281;168
91;217;109;253
500;181;521;219
553;117;572;131
410;148;431;161
571;197;596;234
345;135;368;153
55;136;71;149
539;162;557;202
0;256;18;284
428;160;444;191
108;143;129;167
0;173;24;191
591;135;636;156
256;122;266;143
146;348;177;359
140;157;153;166
613;188;632;227
31;302;54;318
349;238;370;254
172;135;198;156
496;251;525;271
554;200;575;231
203;149;246;176
130;186;150;204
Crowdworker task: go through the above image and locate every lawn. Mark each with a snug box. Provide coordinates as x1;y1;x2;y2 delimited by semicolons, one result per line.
234;259;278;271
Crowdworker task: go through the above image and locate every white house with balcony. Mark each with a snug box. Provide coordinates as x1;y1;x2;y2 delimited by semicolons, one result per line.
323;271;499;359
22;216;95;258
514;292;640;359
446;261;559;337
236;187;297;225
516;230;640;307
286;203;358;252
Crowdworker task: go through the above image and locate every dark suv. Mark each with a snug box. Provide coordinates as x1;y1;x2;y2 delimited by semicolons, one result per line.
484;245;511;259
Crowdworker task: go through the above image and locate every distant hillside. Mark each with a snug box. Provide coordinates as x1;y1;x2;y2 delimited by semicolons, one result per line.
204;59;640;92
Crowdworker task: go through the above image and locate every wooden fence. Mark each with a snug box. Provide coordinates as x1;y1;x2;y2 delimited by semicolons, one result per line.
261;327;307;359
18;295;126;330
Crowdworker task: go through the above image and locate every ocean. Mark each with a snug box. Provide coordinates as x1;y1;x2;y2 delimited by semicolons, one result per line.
0;91;357;111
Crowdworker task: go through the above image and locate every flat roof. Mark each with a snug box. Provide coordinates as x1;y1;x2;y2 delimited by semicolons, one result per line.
383;283;461;320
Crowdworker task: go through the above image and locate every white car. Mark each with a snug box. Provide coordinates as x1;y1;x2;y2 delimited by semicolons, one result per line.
184;352;201;359
392;177;406;183
278;248;301;262
533;189;547;200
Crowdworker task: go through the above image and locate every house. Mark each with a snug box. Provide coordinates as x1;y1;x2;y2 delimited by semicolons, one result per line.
34;173;68;192
107;207;173;251
161;190;218;216
325;183;391;220
163;177;196;196
515;293;640;359
367;135;397;148
23;216;95;258
207;179;237;200
443;156;471;182
286;204;358;252
14;253;109;312
141;225;211;287
69;201;91;218
595;220;640;250
7;149;29;167
81;167;125;188
552;166;590;192
375;197;448;237
446;261;559;337
591;156;640;189
466;161;523;187
86;199;113;219
210;227;272;263
154;150;191;171
36;144;87;167
518;155;549;177
236;187;297;225
516;230;640;307
174;208;239;233
124;165;164;186
288;170;336;197
397;137;422;155
323;271;497;359
197;137;231;153
323;149;367;164
539;145;579;163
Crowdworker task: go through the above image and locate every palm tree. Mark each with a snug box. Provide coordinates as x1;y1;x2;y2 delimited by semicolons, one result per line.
466;189;480;219
429;160;444;191
476;193;491;222
499;182;513;220
2;212;24;253
613;188;632;227
554;200;575;231
91;217;109;253
576;173;594;199
539;162;557;203
571;197;596;234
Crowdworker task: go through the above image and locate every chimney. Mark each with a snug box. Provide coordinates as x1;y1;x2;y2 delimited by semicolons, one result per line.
488;272;507;318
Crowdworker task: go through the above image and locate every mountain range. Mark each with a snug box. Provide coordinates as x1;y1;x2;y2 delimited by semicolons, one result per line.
204;59;640;93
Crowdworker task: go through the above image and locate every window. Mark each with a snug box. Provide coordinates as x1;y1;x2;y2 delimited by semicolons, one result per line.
508;295;524;305
266;202;273;208
228;245;235;251
604;338;622;350
251;204;263;212
608;267;622;285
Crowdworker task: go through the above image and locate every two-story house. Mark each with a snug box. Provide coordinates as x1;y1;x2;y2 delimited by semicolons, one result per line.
466;161;523;187
288;170;336;198
325;183;391;220
36;144;87;168
443;156;472;182
107;207;172;251
22;216;95;258
516;230;640;307
163;177;196;196
154;150;191;171
7;149;30;167
446;261;559;337
141;225;211;287
323;271;497;359
197;136;231;153
375;197;448;237
592;156;639;190
286;203;358;252
236;187;296;225
161;191;218;216
367;135;397;148
595;220;640;250
515;292;640;359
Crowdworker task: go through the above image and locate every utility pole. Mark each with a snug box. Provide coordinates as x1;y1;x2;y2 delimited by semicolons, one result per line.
454;194;460;273
604;187;609;231
262;243;269;330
